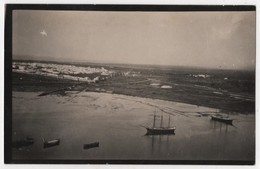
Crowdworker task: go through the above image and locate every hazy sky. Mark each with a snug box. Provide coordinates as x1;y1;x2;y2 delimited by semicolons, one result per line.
13;10;256;70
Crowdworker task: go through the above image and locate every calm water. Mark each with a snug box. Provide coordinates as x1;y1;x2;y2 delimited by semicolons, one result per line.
12;92;255;161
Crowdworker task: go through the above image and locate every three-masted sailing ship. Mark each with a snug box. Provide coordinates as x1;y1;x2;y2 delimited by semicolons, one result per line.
145;110;176;135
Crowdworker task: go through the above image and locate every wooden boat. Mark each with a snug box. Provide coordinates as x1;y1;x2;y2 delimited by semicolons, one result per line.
145;110;176;135
211;114;233;125
42;138;60;148
83;142;99;150
146;127;176;135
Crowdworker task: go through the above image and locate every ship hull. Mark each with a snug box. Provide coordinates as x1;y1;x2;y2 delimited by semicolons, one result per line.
83;142;99;150
146;127;175;135
211;115;233;125
43;139;60;148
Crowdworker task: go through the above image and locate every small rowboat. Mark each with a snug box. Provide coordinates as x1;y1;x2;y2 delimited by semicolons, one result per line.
42;138;60;148
83;142;99;150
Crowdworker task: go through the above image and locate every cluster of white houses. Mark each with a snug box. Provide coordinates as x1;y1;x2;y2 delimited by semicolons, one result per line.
12;62;115;83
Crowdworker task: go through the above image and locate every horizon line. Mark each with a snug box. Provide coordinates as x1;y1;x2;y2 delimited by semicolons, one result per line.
12;57;255;72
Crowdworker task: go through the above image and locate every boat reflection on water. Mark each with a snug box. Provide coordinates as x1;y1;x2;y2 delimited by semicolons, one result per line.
211;118;230;135
149;135;173;155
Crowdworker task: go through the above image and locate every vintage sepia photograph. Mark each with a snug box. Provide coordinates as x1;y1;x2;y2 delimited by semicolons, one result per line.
4;4;256;164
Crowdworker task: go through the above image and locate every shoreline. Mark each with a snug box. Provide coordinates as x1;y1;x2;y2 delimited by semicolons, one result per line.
12;89;255;115
12;71;255;114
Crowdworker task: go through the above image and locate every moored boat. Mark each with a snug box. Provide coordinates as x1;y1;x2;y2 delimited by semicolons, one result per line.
83;142;99;150
211;114;233;125
146;127;176;135
145;110;176;135
42;138;60;148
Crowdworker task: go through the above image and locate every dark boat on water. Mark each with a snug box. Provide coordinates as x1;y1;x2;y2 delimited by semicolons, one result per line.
211;114;233;125
146;127;176;135
83;142;99;150
42;137;60;148
145;110;176;135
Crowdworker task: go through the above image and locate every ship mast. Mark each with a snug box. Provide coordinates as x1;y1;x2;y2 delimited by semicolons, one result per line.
160;112;163;128
168;115;170;128
153;111;156;128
